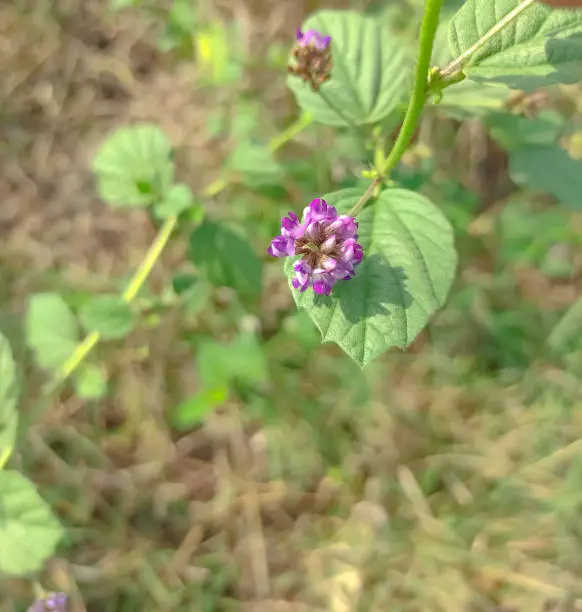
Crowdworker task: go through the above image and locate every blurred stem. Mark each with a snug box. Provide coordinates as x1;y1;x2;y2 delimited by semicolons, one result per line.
268;112;313;151
350;0;443;218
17;112;313;444
440;0;536;79
377;0;443;178
0;447;10;470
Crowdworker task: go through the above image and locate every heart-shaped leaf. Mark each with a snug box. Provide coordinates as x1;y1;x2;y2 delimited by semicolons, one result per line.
285;188;457;367
449;0;582;90
25;293;79;371
92;124;174;207
288;10;412;126
0;470;64;575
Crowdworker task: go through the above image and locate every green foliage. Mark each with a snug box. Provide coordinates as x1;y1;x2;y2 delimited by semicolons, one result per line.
0;333;18;456
285;188;457;367
485;110;564;150
80;295;135;340
172;332;267;428
154;183;198;218
449;0;582;90
227;142;284;188
0;470;63;575
73;364;108;400
288;11;412;126
549;295;582;354
509;145;582;210
189;220;263;298
25;293;79;371
92;124;174;207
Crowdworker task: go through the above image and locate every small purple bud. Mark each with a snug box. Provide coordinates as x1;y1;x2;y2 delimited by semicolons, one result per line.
268;198;364;296
296;28;331;51
28;593;68;612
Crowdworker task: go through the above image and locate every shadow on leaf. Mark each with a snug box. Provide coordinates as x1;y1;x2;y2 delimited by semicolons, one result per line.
310;253;413;323
546;32;582;86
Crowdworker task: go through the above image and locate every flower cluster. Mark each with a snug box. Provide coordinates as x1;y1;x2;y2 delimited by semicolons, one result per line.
27;593;68;612
268;198;363;296
288;29;332;92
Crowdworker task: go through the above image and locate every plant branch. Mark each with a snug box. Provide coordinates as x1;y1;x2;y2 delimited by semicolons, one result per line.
16;112;313;444
377;0;444;178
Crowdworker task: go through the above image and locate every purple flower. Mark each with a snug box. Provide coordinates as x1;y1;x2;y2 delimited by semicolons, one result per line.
268;198;363;296
296;28;331;51
28;593;68;612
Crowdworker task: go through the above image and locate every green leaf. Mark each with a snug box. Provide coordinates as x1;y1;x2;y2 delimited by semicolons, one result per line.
449;0;582;90
189;220;262;297
509;145;582;209
154;183;196;218
26;293;79;371
549;296;582;354
227;142;284;188
73;364;108;400
285;188;457;367
288;10;412;126
172;386;228;429
486;111;564;150
80;295;135;340
0;333;19;456
92;124;174;207
0;470;64;575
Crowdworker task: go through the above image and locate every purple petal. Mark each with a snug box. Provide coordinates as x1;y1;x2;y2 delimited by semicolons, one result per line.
267;235;295;258
313;279;332;295
297;29;331;51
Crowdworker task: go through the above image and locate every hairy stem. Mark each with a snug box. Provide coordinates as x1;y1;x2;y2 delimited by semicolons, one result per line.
15;112;312;447
441;0;536;77
378;0;444;178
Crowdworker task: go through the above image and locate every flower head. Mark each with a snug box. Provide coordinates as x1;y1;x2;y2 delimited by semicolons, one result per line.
288;28;332;92
27;593;68;612
296;29;331;51
268;198;363;296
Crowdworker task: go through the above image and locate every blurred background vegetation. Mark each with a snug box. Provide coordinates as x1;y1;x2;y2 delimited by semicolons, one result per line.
2;0;582;610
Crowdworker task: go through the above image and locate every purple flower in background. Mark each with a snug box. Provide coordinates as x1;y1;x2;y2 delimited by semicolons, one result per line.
296;28;331;51
27;593;68;612
289;28;332;92
268;198;363;296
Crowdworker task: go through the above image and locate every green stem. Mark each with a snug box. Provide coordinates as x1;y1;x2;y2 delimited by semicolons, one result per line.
268;112;313;151
378;0;444;178
15;112;313;447
441;0;536;78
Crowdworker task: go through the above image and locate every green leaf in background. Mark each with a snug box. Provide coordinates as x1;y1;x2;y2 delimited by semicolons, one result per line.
92;124;174;207
172;386;228;429
154;183;197;218
486;111;564;150
227;142;284;188
172;331;267;428
0;333;19;456
80;295;135;340
73;363;108;400
549;296;582;354
449;0;582;91
509;145;582;210
0;470;64;575
25;293;79;371
109;0;141;9
189;220;262;298
287;10;412;127
285;188;457;367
